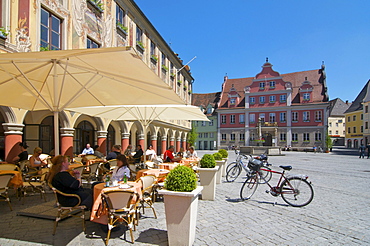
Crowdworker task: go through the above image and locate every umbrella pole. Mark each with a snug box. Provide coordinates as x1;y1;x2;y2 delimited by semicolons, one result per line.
54;111;60;156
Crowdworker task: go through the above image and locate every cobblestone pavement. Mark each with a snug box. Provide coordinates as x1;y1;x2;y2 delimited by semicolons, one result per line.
0;148;369;245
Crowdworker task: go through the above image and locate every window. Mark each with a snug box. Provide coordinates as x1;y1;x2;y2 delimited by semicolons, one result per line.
259;82;265;88
221;115;226;124
269;95;276;103
240;133;245;141
292;133;298;141
40;8;62;50
269;81;275;88
259;96;265;104
303;111;310;122
230;134;235;141
207;107;212;114
292;112;298;122
210;133;214;138
280;133;286;141
335;130;338;134
329;130;332;134
280;112;286;122
347;116;350;122
361;114;363;120
221;134;226;141
150;41;156;56
366;122;368;129
303;93;310;101
204;133;208;138
353;115;356;121
198;133;202;138
269;113;276;123
250;97;255;104
230;115;235;124
116;4;125;27
338;119;343;123
239;114;245;124
361;126;363;133
161;53;166;66
259;113;265;123
209;119;214;126
250;114;255;123
303;133;310;142
315;111;322;121
280;94;286;102
336;122;339;127
347;127;351;133
87;37;99;48
366;105;369;113
201;121;206;126
329;122;332;127
315;132;322;141
230;98;236;105
136;26;143;45
353;127;356;133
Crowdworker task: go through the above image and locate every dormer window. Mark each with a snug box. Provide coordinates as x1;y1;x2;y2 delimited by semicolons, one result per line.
259;82;265;89
207;107;212;114
269;81;275;88
230;98;236;105
303;93;310;101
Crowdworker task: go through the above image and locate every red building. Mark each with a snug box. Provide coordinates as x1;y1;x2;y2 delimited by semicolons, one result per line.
217;59;330;149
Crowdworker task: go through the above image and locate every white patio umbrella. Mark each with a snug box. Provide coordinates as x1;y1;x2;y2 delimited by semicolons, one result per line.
0;47;184;155
67;104;209;161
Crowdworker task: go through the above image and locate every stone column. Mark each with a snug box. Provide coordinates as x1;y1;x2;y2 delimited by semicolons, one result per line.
161;136;167;155
3;123;24;163
170;137;175;150
150;134;157;152
60;128;74;158
97;131;108;155
182;138;188;151
138;133;145;148
176;137;181;152
121;133;130;154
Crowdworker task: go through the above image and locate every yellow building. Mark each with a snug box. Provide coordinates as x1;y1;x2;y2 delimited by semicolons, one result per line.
328;98;350;146
0;0;193;160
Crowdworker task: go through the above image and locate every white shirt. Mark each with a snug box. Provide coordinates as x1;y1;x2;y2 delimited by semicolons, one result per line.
145;149;157;160
186;150;198;158
111;166;130;181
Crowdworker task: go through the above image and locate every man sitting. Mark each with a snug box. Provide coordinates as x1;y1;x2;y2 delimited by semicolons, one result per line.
163;145;182;162
133;145;143;163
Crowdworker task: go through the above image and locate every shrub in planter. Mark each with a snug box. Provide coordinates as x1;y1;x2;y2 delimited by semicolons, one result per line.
164;165;197;192
200;154;216;168
212;152;223;161
218;149;228;158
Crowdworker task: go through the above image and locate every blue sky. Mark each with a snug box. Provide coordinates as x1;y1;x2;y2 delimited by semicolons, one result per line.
135;0;370;102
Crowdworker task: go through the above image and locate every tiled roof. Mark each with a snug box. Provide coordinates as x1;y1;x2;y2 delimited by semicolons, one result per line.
344;80;370;113
219;64;327;108
329;98;351;116
191;92;221;114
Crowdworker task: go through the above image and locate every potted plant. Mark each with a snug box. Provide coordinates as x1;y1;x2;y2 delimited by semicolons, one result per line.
158;166;203;246
136;41;145;51
116;21;128;36
0;27;9;46
212;152;224;184
198;154;218;200
218;149;228;176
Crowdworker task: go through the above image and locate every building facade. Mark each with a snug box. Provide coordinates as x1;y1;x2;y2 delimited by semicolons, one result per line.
328;98;350;146
192;92;221;150
217;60;330;150
0;0;193;161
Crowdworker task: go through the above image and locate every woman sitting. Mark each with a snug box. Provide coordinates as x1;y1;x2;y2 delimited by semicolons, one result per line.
48;155;92;210
29;147;48;169
110;154;131;182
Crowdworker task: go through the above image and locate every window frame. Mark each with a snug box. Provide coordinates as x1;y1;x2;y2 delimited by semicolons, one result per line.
40;7;62;50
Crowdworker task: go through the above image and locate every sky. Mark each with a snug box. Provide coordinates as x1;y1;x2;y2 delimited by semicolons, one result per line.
135;0;370;102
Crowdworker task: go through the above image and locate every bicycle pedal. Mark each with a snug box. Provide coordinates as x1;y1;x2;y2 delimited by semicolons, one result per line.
265;190;270;194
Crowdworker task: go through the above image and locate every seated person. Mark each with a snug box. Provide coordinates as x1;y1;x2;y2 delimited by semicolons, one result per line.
133;145;143;163
163;145;182;162
80;143;94;156
176;147;186;159
12;142;29;164
29;147;48;173
106;145;121;161
123;144;133;156
93;145;105;159
186;146;198;159
110;155;130;182
145;144;157;161
48;155;92;210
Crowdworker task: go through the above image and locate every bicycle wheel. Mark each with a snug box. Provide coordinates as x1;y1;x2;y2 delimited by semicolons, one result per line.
240;174;259;200
226;162;237;173
280;177;314;207
258;167;272;184
226;164;241;182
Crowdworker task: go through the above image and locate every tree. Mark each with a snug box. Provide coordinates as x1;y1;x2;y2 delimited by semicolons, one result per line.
325;132;333;151
188;125;197;147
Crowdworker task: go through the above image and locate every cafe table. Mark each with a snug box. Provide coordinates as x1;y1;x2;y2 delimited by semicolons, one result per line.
0;170;23;188
180;158;200;167
90;181;142;224
158;162;182;170
136;168;170;182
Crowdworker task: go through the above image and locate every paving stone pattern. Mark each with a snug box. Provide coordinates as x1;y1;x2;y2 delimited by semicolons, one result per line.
0;149;369;245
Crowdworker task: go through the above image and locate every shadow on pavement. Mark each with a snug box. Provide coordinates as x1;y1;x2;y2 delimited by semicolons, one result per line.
135;228;168;245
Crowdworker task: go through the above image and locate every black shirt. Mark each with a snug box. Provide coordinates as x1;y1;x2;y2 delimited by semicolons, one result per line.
18;151;28;162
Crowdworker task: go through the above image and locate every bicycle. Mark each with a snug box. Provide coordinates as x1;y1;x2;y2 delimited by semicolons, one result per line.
226;153;272;183
240;162;314;207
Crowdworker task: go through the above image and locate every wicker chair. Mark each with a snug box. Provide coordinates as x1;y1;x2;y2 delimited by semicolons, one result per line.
0;173;15;210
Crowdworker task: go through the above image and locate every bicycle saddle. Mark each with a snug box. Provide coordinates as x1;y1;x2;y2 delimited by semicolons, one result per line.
279;165;292;171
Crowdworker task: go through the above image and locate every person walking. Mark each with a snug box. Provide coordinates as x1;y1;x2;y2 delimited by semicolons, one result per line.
359;144;366;158
366;144;370;159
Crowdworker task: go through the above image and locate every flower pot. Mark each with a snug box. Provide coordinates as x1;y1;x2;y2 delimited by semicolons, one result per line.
158;186;203;246
222;158;228;177
198;166;219;200
215;160;225;184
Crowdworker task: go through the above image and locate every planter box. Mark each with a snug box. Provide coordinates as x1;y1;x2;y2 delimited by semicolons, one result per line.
222;158;228;177
158;186;203;246
215;160;225;184
198;166;219;200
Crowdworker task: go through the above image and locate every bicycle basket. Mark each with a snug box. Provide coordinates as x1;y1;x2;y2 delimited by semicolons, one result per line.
248;159;262;171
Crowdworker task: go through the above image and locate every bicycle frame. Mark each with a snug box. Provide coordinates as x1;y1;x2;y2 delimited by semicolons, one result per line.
258;168;291;195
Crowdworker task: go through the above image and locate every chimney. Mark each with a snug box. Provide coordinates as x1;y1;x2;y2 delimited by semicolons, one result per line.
346;100;348;104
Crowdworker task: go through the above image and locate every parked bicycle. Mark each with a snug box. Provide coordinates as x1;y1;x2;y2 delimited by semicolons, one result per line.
226;153;272;183
240;161;314;207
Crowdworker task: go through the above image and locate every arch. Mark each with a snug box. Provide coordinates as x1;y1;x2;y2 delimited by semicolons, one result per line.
0;106;17;123
74;120;95;154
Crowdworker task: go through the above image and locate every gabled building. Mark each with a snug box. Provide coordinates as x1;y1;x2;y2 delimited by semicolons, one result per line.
217;59;330;150
344;80;370;148
192;92;221;150
328;98;350;146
